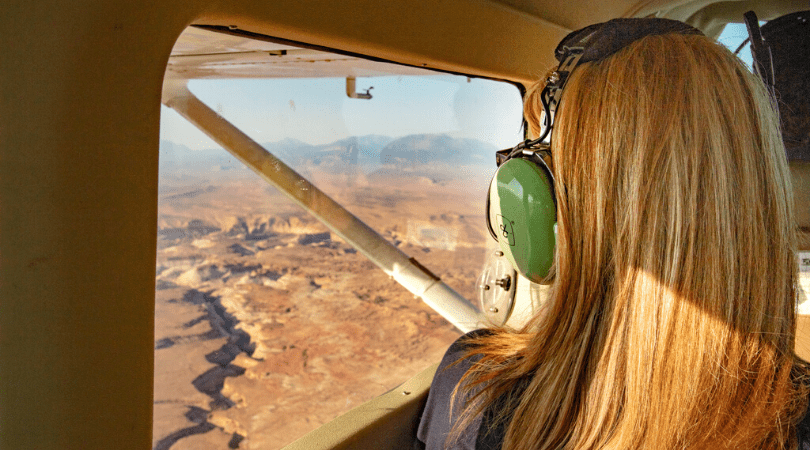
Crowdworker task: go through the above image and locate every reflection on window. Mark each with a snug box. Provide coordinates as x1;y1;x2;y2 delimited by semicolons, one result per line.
155;27;522;449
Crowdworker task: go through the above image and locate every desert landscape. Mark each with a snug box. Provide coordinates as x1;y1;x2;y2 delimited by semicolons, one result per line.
152;133;810;449
152;135;497;449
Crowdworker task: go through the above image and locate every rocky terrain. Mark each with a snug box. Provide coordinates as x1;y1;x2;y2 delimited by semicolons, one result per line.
153;136;496;449
152;136;810;449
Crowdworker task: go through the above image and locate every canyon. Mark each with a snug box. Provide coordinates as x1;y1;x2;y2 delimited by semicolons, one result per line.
152;136;495;449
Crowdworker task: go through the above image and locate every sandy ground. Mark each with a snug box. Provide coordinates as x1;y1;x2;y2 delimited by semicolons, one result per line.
153;168;483;449
152;157;810;450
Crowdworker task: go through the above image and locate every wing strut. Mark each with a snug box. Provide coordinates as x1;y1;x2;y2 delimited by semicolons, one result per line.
162;80;482;332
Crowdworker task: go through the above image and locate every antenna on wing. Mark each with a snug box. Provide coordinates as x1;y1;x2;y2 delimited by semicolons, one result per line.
346;77;373;99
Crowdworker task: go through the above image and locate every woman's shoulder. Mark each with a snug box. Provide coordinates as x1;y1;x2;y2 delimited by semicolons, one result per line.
431;329;495;393
415;329;494;450
442;329;493;366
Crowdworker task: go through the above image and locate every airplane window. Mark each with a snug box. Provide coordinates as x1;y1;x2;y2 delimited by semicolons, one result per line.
155;28;522;449
717;22;755;71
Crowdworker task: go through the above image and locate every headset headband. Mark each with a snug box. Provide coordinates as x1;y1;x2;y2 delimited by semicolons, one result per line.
486;19;705;281
496;19;703;169
524;18;705;152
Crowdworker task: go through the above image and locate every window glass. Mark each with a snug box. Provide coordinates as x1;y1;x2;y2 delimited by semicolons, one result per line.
155;28;523;449
717;22;756;71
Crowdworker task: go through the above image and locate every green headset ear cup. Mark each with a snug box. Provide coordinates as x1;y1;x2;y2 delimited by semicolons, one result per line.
490;157;556;284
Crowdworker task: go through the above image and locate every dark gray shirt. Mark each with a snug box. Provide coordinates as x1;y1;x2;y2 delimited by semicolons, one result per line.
415;330;511;450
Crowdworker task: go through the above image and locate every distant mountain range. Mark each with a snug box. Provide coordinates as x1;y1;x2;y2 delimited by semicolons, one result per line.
380;134;494;166
159;134;498;180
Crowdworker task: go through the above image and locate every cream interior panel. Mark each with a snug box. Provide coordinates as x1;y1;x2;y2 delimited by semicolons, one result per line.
4;1;809;449
282;364;438;450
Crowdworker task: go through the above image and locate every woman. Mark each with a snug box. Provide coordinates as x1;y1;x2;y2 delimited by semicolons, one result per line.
416;18;810;450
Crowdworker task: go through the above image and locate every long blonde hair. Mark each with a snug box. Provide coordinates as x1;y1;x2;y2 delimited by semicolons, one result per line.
456;33;809;450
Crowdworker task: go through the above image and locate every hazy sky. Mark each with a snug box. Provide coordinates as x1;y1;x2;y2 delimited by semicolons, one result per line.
160;23;754;151
160;75;524;150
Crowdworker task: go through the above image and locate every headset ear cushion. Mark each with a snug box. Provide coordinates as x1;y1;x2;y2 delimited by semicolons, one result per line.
486;175;500;241
486;171;501;242
491;158;556;284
